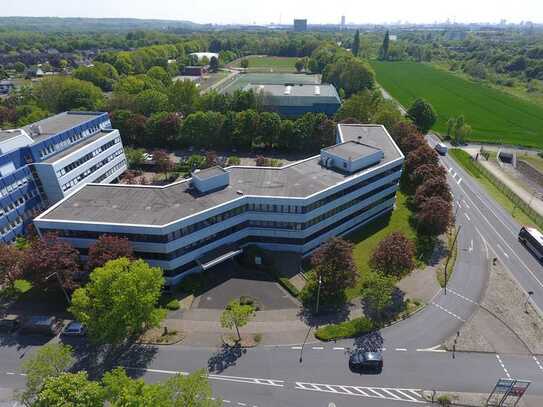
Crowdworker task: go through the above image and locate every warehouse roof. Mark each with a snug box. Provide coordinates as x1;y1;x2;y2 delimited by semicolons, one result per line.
37;125;403;227
246;83;340;107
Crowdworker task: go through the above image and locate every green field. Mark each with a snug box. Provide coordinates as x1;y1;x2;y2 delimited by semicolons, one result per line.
231;56;298;72
370;61;543;149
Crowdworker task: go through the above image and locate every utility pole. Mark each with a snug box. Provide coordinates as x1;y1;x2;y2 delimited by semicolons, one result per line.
444;225;462;295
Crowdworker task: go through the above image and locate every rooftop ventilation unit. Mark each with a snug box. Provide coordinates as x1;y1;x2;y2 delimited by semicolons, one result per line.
314;86;321;95
284;85;292;95
191;166;230;194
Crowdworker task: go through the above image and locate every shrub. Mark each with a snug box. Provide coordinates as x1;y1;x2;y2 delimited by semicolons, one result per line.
165;299;180;311
314;317;374;341
278;277;300;298
437;395;452;406
227;156;241;166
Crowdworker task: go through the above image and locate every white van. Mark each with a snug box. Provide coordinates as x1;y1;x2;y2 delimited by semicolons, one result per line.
435;142;448;156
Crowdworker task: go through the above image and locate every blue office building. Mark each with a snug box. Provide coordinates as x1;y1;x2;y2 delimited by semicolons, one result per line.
0;111;127;242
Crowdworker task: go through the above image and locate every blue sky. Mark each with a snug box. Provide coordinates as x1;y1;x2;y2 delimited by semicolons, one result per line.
2;0;542;25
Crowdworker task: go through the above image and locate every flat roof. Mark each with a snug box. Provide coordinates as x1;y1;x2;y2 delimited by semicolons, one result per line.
23;112;104;142
0;129;28;144
38;125;402;227
41;130;114;164
323;141;381;161
249;83;338;98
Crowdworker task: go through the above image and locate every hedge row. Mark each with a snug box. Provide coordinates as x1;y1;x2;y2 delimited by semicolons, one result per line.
314;317;375;341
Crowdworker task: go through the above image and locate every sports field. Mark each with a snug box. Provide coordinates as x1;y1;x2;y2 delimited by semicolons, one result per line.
230;56;298;72
218;73;320;94
370;61;543;149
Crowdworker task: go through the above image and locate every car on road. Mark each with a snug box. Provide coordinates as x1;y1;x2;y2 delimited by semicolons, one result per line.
20;316;63;336
518;226;543;261
0;315;20;333
435;142;448;156
61;321;86;337
349;350;383;373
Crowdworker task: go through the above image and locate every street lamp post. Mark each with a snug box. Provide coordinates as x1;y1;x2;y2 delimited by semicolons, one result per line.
45;272;70;304
315;275;322;315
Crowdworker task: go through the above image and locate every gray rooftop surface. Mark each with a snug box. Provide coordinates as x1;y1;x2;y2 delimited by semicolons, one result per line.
0;129;28;144
41;130;115;164
323;141;381;161
23;112;103;142
40;125;402;226
248;83;338;97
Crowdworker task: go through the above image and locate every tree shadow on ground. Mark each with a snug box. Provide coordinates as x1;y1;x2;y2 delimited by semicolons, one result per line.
360;287;406;323
68;338;158;380
297;304;351;328
207;343;247;374
352;331;384;352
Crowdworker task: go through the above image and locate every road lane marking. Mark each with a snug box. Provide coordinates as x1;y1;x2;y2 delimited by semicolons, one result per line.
457;177;462;185
312;346;324;350
291;346;302;350
496;355;511;379
496;244;510;258
333;347;344;350
431;302;466;322
295;382;424;403
464;213;471;221
447;288;478;305
462;199;470;209
468;239;474;253
533;356;543;372
395;348;407;351
122;366;285;387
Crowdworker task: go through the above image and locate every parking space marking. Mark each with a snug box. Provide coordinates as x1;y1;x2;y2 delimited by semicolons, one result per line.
294;382;424;403
496;355;511;379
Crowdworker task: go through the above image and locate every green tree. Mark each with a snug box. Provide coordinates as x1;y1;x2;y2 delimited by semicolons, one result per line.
220;299;255;341
240;58;249;69
352;30;360;57
124;147;146;168
370;232;415;276
407;98;437;134
14;61;26;73
295;59;305;73
69;258;165;345
33;77;104;113
102;367;169;406
322;57;375;97
361;271;396;322
19;343;74;406
255;111;281;148
147;66;172;87
380;30;390;60
164;369;221;407
168;79;200;115
209;56;219;73
34;372;104;407
134;89;168;116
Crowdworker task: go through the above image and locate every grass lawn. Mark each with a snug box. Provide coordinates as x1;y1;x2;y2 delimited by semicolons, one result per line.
344;191;417;299
231;56;298;72
449;149;534;227
370;61;543;149
518;154;543;173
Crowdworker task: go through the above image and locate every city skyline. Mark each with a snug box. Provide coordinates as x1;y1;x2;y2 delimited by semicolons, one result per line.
1;0;542;25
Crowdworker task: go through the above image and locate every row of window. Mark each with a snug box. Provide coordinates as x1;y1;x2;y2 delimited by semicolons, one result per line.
0;189;38;217
0;203;44;238
93;159;127;183
61;149;124;192
136;194;396;262
0;175;32;199
55;137;121;178
39;124;102;160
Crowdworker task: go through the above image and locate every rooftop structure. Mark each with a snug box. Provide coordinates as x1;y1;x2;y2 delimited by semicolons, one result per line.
294;19;308;32
35;124;403;285
246;83;341;117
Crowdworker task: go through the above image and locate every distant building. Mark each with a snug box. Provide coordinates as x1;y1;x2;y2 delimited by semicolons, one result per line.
389;35;398;41
246;83;341;118
0;80;15;95
341;16;346;27
188;52;219;62
25;67;44;79
182;66;208;77
293;19;307;32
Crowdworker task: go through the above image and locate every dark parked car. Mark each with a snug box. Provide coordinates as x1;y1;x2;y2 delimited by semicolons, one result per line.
349;351;383;372
20;316;63;336
0;315;20;333
61;321;86;337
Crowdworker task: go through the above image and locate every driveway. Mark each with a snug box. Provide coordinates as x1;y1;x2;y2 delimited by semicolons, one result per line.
193;261;299;310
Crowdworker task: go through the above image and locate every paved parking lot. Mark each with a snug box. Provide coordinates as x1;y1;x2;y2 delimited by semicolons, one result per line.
193;261;299;310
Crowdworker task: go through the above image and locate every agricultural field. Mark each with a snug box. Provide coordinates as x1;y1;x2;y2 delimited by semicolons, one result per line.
370;61;543;149
230;56;299;72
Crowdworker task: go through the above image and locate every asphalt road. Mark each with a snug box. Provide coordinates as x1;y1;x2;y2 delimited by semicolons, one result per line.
2;135;543;406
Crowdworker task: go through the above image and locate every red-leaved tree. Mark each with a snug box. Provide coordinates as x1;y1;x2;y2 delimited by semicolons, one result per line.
416;196;453;236
87;234;134;271
0;244;24;286
23;233;81;290
405;144;439;174
310;237;357;303
411;163;447;187
370;232;415;276
415;176;452;209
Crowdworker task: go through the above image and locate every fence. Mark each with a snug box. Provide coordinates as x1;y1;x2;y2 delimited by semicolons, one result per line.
474;157;543;229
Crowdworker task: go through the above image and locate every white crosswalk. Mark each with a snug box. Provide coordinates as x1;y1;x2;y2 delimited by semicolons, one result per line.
294;381;425;403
